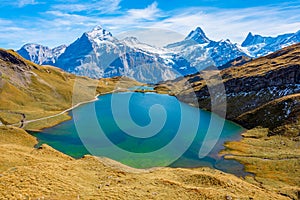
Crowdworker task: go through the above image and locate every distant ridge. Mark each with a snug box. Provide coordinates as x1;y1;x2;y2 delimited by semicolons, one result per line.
17;26;300;83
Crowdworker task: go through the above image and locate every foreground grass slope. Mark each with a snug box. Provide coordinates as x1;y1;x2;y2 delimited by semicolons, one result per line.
220;128;300;199
0;126;288;200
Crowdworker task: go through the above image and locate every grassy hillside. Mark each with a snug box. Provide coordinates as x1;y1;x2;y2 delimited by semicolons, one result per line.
0;49;141;130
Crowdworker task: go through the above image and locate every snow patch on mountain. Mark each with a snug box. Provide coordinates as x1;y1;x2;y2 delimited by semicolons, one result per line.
17;44;66;65
121;37;170;55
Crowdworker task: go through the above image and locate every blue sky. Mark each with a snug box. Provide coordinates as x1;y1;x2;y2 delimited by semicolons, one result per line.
0;0;300;49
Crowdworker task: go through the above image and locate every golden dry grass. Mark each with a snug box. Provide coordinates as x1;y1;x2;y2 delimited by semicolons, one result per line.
0;126;289;200
220;128;300;199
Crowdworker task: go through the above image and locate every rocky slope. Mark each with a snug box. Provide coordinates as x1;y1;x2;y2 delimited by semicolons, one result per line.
157;43;300;136
218;56;253;70
0;48;94;126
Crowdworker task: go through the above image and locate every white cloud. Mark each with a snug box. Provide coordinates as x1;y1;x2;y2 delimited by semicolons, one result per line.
1;2;300;49
0;19;12;26
84;4;300;44
0;0;40;7
142;5;300;43
44;11;98;26
127;2;161;20
51;0;121;14
18;0;39;7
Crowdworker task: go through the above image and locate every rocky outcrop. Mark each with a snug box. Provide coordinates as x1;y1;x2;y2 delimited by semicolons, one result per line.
237;94;300;135
0;49;34;71
223;65;299;118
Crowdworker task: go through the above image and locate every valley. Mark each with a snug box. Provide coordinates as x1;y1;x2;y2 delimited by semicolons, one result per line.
0;47;290;199
0;41;299;198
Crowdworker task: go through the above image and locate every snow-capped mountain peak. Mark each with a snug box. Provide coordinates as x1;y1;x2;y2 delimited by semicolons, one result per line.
121;37;171;55
241;32;266;47
242;32;254;46
52;45;67;59
86;25;114;41
22;43;50;52
185;27;211;44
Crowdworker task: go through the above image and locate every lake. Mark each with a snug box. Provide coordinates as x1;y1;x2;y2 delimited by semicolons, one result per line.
31;92;248;176
128;85;155;91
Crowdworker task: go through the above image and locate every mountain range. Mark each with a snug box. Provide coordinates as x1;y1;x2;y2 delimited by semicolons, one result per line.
241;30;300;57
17;26;300;83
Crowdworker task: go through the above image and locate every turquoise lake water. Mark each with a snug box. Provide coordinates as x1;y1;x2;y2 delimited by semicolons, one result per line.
128;86;155;91
31;92;248;176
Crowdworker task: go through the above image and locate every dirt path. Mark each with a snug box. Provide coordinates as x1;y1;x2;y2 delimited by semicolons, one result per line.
0;110;26;128
0;94;104;128
18;90;119;127
1;88;143;128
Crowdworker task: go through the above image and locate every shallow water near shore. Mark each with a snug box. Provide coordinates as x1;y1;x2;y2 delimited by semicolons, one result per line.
31;92;249;177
